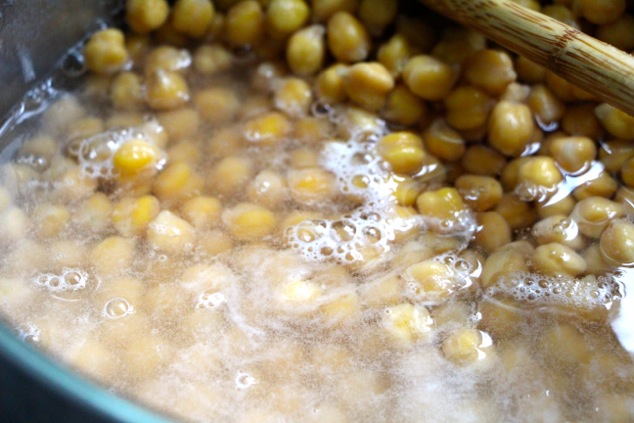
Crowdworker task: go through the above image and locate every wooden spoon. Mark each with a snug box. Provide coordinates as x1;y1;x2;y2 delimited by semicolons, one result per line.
419;0;634;116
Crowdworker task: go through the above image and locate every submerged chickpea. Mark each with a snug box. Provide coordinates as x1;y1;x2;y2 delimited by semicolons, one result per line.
531;242;587;277
473;211;512;253
195;87;240;124
222;203;277;240
146;70;189;110
600;219;634;265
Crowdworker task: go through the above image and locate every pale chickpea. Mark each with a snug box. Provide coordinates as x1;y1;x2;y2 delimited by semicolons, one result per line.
222;202;277;240
147;210;196;254
571;197;624;238
600;219;634;266
531;242;587;277
473;212;512;254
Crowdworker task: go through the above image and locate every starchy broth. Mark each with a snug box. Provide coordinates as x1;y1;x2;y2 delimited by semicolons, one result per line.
1;0;634;421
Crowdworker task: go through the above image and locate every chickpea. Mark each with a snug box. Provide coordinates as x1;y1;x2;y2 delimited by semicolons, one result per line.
225;0;266;48
416;187;467;228
599;140;634;173
110;72;144;110
222;203;277;241
376;132;425;175
405;260;456;303
515;56;546;83
441;328;490;366
571;196;624;238
383;303;433;345
145;70;189;110
153;162;204;204
195;86;241;124
172;0;215;38
532;215;585;251
464;49;516;96
532;242;587;276
473;212;512;253
311;0;358;22
246;170;288;208
595;103;634;140
527;84;565;126
421;118;465;162
208;156;255;198
274;78;313;117
286;25;326;76
147;210;195;254
343;62;395;112
444;85;494;131
377;34;420;78
113;138;161;177
600;219;634;265
327;12;371;63
577;0;626;25
561;103;602;140
315;64;348;104
461;145;506;177
266;0;310;39
573;171;618;201
242;112;292;147
516;156;563;201
488;101;536;157
455;175;502;212
402;55;456;101
193;45;233;76
382;84;427;127
495;193;538;230
90;236;136;277
112;195;160;237
157;108;200;141
84;29;129;75
357;0;398;36
287;167;336;204
596;14;634;51
126;0;169;35
549;136;596;173
480;244;530;288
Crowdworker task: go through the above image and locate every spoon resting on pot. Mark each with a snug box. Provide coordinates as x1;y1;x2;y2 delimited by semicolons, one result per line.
419;0;634;116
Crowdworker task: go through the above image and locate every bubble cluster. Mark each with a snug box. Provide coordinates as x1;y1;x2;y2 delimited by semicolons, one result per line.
287;126;424;263
33;268;89;293
74;121;166;179
16;324;40;344
486;272;624;310
195;290;227;310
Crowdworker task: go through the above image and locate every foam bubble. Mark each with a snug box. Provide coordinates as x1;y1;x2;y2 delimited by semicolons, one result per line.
485;272;624;310
195;291;227;310
103;298;135;319
235;370;256;389
76;122;166;180
33;268;89;293
16;324;41;343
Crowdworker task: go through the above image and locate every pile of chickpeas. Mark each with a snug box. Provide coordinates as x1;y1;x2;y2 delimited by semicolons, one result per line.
2;0;634;421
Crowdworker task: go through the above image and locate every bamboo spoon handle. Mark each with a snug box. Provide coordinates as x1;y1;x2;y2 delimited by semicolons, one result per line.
419;0;634;116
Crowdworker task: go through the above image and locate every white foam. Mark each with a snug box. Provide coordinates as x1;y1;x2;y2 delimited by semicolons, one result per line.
485;272;623;310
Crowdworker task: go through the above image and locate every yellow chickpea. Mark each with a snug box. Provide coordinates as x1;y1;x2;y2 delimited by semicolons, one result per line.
622;156;634;187
157;108;200;141
195;87;240;124
578;0;626;25
287;167;336;205
172;0;215;38
286;25;326;76
225;0;266;48
444;85;494;131
516;156;563;200
595;103;634;140
222;202;277;240
315;64;348;104
207;156;255;198
358;0;398;36
343;62;395;112
480;243;531;288
382;84;427;127
84;29;129;75
416;187;467;227
599;219;634;265
112;195;160;237
531;242;587;277
126;0;169;34
464;49;516;96
455;175;502;212
405;260;456;303
147;210;195;254
473;211;512;253
377;33;420;78
532;215;585;251
110;72;144;110
422;118;465;162
311;0;358;22
571;196;625;238
402;55;456;101
561;103;602;140
596;14;634;51
193;45;233;76
153;162;204;204
242;111;292;147
113;138;161;177
90;236;136;277
326;11;371;63
549;136;597;173
31;204;70;239
274;78;313;117
376;132;425;175
515;56;546;83
145;70;189;110
527;84;565;126
180;196;222;229
461;145;506;177
266;0;310;39
246;170;288;208
599;140;634;173
494;193;538;230
573;171;618;201
488;101;536;157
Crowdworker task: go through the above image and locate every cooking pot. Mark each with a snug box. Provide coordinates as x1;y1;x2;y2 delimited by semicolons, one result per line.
0;1;169;421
